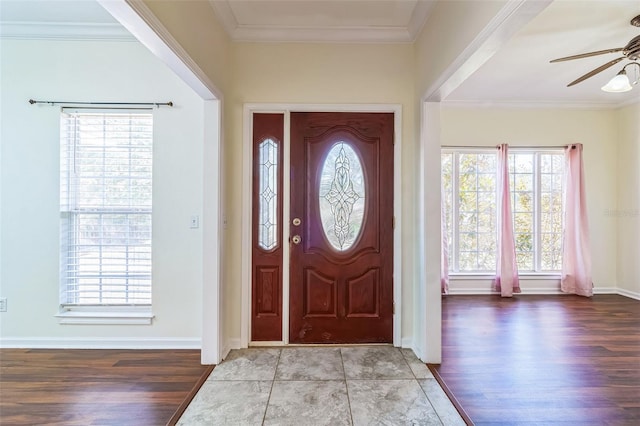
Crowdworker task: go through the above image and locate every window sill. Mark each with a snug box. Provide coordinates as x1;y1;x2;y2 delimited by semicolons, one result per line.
55;307;155;325
449;273;561;280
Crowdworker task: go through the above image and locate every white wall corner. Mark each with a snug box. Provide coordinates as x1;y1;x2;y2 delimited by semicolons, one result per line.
400;337;413;349
221;337;242;361
419;102;443;364
201;99;223;366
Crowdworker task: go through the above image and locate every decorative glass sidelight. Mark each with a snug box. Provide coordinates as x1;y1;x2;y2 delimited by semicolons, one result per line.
258;138;279;250
319;142;365;251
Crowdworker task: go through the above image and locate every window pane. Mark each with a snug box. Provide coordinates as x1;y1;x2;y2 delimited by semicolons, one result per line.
459;232;477;251
61;112;152;306
514;154;533;173
514;192;533;213
454;152;496;272
539;153;564;271
319;142;365;251
459;191;478;213
258;138;279;251
516;251;534;272
514;174;533;191
441;153;453;268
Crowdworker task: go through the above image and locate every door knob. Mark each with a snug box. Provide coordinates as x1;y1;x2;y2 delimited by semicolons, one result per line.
292;235;302;244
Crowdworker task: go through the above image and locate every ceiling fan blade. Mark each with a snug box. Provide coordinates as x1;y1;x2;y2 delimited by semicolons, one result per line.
567;57;625;87
550;47;624;63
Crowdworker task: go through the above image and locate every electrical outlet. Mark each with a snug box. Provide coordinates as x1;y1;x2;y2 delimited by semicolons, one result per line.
0;298;7;312
190;215;199;229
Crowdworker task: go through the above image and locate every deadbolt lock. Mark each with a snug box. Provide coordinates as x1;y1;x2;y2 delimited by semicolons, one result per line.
292;217;301;226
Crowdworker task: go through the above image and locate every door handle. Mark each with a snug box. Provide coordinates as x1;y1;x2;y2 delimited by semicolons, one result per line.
292;235;302;245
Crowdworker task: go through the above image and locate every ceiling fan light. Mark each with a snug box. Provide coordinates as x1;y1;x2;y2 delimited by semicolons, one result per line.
601;70;633;92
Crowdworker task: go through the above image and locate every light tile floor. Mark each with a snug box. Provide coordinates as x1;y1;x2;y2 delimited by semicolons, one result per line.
178;346;465;426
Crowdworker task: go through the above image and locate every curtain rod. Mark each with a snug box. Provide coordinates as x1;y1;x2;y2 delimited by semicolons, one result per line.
28;99;173;108
442;144;576;149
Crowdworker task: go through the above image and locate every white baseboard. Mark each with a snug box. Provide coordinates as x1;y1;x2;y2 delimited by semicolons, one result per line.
594;287;618;295
448;286;620;296
401;337;413;349
0;337;201;349
617;288;640;300
448;287;564;295
447;287;498;295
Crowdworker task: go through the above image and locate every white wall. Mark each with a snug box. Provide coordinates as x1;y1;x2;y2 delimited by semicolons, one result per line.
0;39;205;346
440;106;619;293
616;103;640;298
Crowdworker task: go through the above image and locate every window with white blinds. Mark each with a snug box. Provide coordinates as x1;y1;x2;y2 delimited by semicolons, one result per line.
60;111;153;306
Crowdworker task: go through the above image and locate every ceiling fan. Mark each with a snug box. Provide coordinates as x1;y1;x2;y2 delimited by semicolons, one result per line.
550;14;640;88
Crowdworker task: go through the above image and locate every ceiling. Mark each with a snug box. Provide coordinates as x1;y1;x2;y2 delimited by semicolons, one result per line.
1;0;639;107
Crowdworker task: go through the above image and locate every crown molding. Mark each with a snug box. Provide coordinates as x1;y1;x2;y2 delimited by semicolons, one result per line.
208;0;238;37
231;25;413;44
208;0;417;43
407;0;436;41
441;99;630;110
0;21;135;41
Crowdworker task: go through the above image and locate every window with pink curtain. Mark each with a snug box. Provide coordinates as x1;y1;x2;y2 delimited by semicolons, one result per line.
441;184;449;295
495;144;521;297
561;143;593;297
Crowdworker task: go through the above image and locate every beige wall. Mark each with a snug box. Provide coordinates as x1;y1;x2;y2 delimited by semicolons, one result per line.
142;0;232;94
616;103;640;295
440;107;619;292
229;42;417;342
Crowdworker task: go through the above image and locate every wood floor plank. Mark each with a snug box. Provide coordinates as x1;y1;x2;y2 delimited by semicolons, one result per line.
432;294;640;425
0;349;210;426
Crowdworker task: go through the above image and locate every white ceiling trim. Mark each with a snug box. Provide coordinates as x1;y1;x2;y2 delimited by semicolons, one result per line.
208;0;416;43
230;25;413;43
406;0;435;42
208;0;238;37
0;21;135;41
441;99;633;110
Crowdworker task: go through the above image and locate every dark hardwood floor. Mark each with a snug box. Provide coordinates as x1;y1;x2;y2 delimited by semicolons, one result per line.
0;349;211;426
431;295;640;426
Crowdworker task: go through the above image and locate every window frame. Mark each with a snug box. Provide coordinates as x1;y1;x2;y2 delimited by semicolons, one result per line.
57;109;154;324
442;147;564;277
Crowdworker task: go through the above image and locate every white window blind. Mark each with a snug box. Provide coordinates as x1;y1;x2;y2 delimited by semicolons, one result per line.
60;111;153;306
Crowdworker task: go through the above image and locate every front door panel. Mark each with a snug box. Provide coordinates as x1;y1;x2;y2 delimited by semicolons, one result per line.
289;112;394;343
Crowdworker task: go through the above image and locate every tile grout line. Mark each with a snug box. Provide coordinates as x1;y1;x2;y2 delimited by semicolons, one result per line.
261;348;282;425
401;348;445;426
340;348;355;426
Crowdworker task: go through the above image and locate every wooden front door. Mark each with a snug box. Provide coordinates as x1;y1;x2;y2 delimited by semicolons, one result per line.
289;112;394;343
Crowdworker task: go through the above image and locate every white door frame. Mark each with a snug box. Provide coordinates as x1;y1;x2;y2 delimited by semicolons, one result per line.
241;104;403;348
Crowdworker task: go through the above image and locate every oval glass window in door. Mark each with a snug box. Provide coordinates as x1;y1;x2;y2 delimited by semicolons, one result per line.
319;142;365;251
